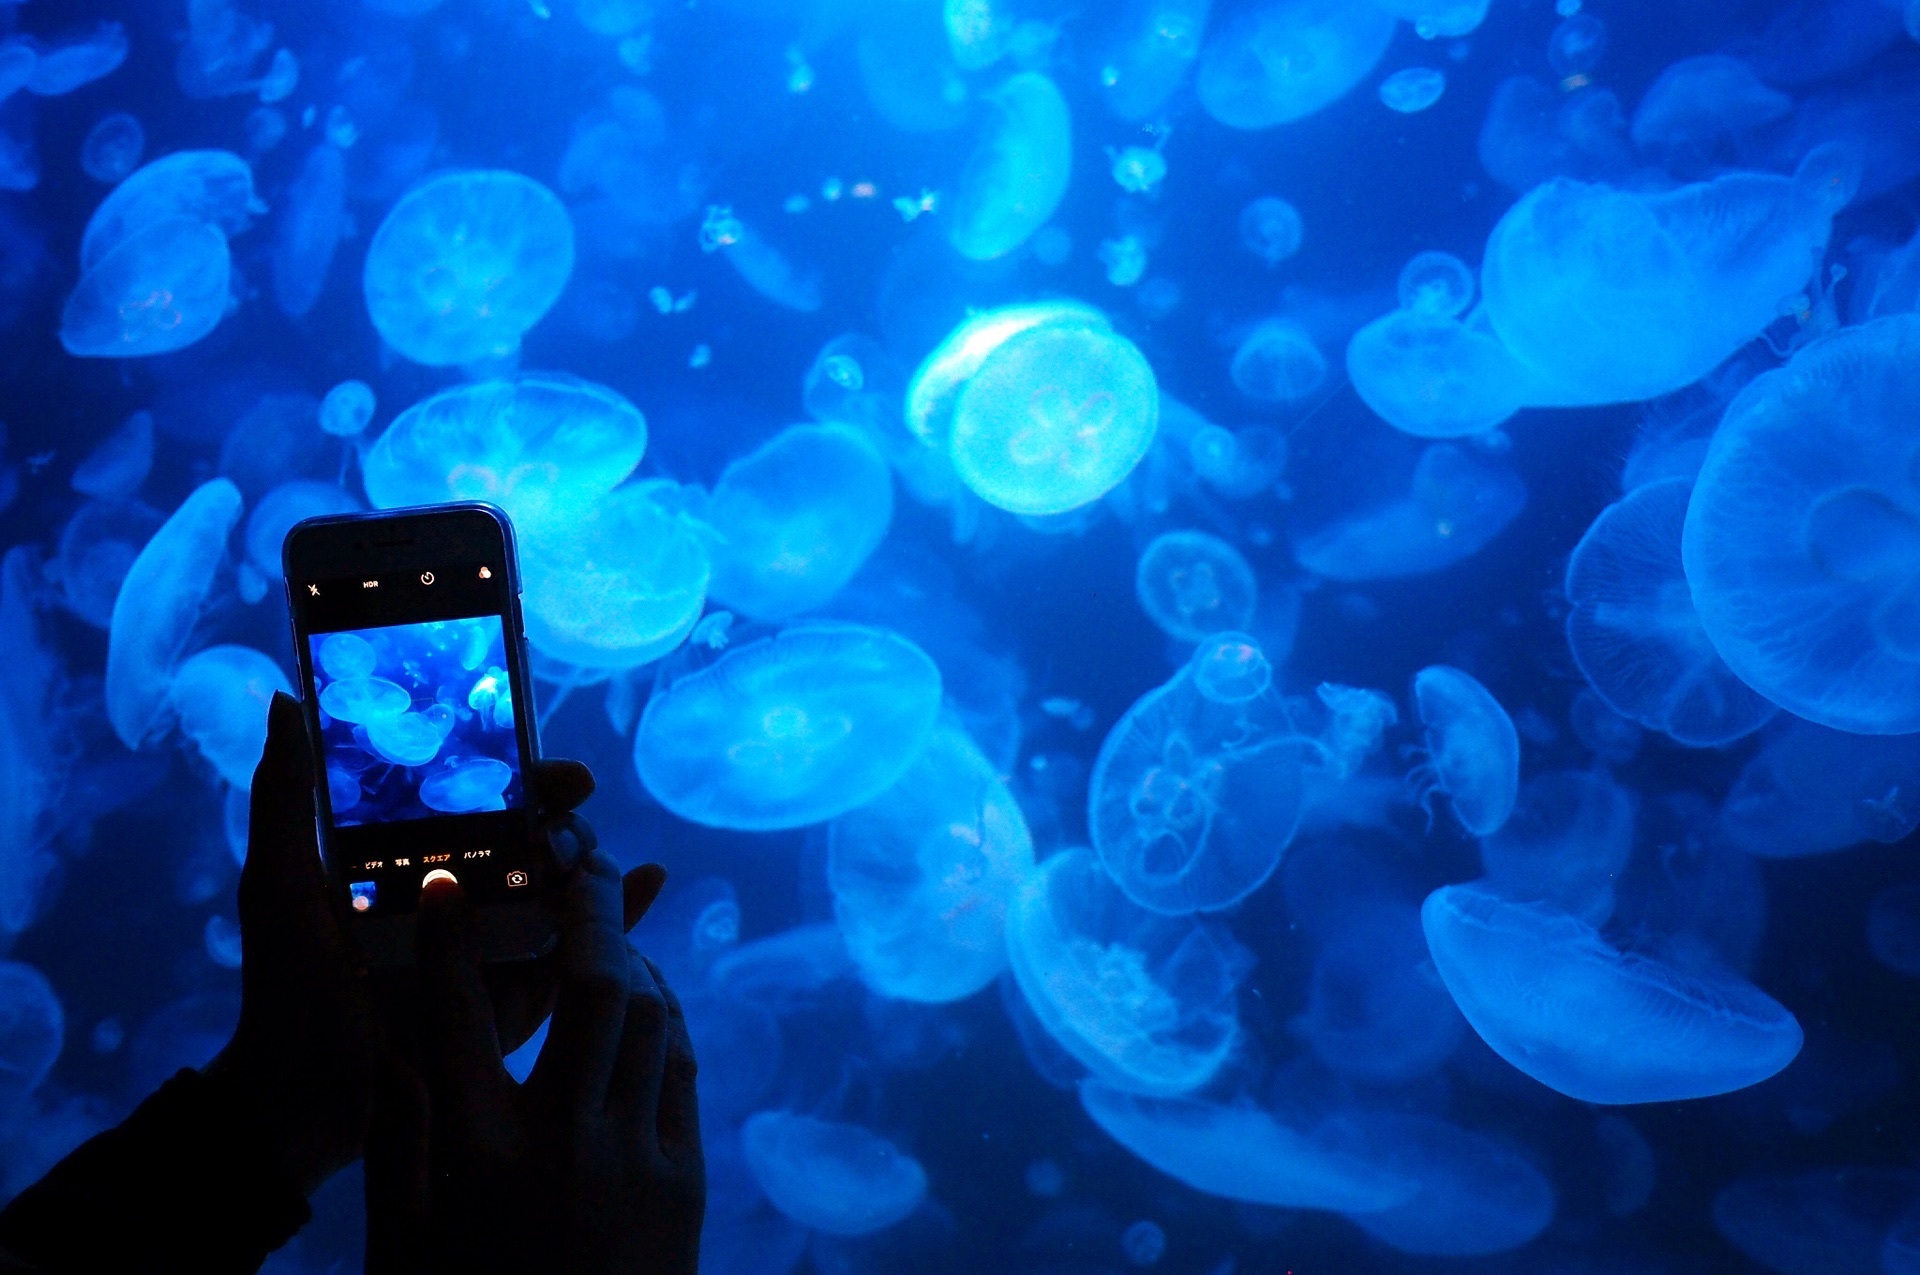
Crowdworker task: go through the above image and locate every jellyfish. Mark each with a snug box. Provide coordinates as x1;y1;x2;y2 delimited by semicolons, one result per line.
367;711;444;768
1294;443;1526;581
168;646;291;790
1134;531;1258;643
0;41;30;102
318;380;376;438
1196;0;1396;130
361;375;648;538
1190;632;1273;705
945;0;1014;69
740;1111;927;1237
1683;315;1920;734
1291;903;1464;1084
1547;12;1608;77
1593;1115;1656;1218
1408;665;1518;837
1566;478;1777;746
1076;1081;1415;1212
1397;251;1474;317
1346;307;1534;439
710;924;854;1009
0;962;63;1106
1166;400;1287;499
106;479;243;750
362;170;575;367
1229;319;1326;405
318;676;411;725
80;150;254;268
1089;640;1307;915
1868;881;1920;977
948;72;1072;262
723;222;823;313
24;22;128;97
1098;0;1209;122
1005;847;1250;1094
1371;0;1490;37
703;425;893;622
827;721;1035;1003
1327;1111;1556;1257
1379;67;1446;114
1629;55;1792;154
904;300;1108;448
419;758;514;814
244;481;360;581
272;143;346;319
317;633;376;683
521;483;710;671
60;217;232;358
856;3;971;134
80;113;144;184
1421;881;1804;1103
1237;195;1302;266
1713;1167;1920;1275
1716;719;1920;858
633;625;942;832
1478;769;1635;924
54;499;162;630
71;411;154;500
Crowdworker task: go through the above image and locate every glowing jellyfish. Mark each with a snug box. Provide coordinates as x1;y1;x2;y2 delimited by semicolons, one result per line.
168;646;291;790
723;222;823;314
319;677;410;725
1629;55;1791;153
54;499;162;630
1410;665;1519;837
521;483;710;671
1090;639;1306;915
904;300;1107;447
1099;0;1209;121
828;722;1034;1003
1683;315;1920;734
948;72;1072;262
1713;1167;1920;1275
362;375;647;537
740;1111;927;1237
1548;12;1608;77
60;217;231;358
1120;1219;1164;1267
1295;443;1527;581
1238;196;1302;266
420;758;513;813
1372;0;1489;37
1294;903;1464;1084
1346;308;1534;439
367;711;444;768
633;624;942;832
317;633;376;682
1716;719;1920;858
244;481;360;580
1190;632;1273;704
1380;67;1446;113
1196;0;1396;129
1134;531;1258;643
1006;847;1250;1094
1329;1112;1556;1257
704;425;893;622
710;924;853;1008
106;479;243;749
1566;478;1777;746
1479;769;1635;924
1230;319;1327;404
318;380;375;438
0;962;63;1105
80;150;254;268
363;170;575;367
1481;153;1852;406
1077;1081;1415;1212
1398;251;1475;317
1110;146;1167;194
73;412;154;501
80;113;144;184
272;143;346;319
1421;881;1804;1103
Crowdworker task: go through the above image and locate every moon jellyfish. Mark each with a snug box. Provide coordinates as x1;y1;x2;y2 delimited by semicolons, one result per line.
1190;632;1273;705
60;217;232;358
1292;903;1464;1084
740;1111;927;1237
828;722;1035;1003
1410;665;1519;837
1716;719;1920;858
1089;637;1306;914
1478;769;1635;924
1547;12;1609;77
244;481;360;580
80;151;254;268
1421;881;1804;1103
317;633;377;682
367;711;444;768
1119;1219;1164;1266
1379;67;1446;114
318;380;375;438
1077;1081;1415;1212
419;758;513;814
106;479;243;749
1713;1167;1920;1275
1372;0;1489;36
1196;0;1396;129
168;646;291;790
72;411;154;500
1683;315;1920;734
0;962;63;1105
948;72;1072;262
1329;1111;1556;1257
1398;251;1475;318
319;676;410;725
272;143;346;319
710;924;854;1009
1238;196;1302;266
1346;307;1534;439
1099;0;1210;122
722;222;823;314
22;22;127;97
80;113;144;184
1134;531;1258;643
633;625;942;831
704;425;893;622
362;375;647;537
1566;478;1777;746
363;170;575;367
54;499;162;629
1296;444;1527;581
905;300;1106;447
1629;55;1791;153
1230;319;1326;405
1005;847;1251;1094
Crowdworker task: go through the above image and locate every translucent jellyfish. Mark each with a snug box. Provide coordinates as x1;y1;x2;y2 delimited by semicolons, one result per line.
1713;1167;1920;1275
80;151;254;268
1120;1220;1164;1267
0;962;63;1105
420;758;513;814
1379;68;1446;114
1295;444;1527;581
244;481;360;581
710;924;854;1008
1409;665;1519;836
1868;881;1920;977
0;40;30;102
1133;532;1258;644
318;380;376;438
904;300;1107;447
319;676;410;725
106;479;243;749
1547;12;1608;77
317;633;376;682
1593;1114;1656;1217
1292;903;1464;1084
367;711;444;768
1165;400;1287;500
1099;0;1209;122
1110;146;1167;195
1716;719;1920;858
1238;195;1302;266
679;989;780;1126
1629;55;1791;153
633;625;942;832
54;500;161;631
272;143;346;319
1481;154;1852;406
723;223;823;314
1372;0;1489;38
1229;319;1327;404
521;483;710;671
827;722;1034;1003
1006;847;1250;1094
740;1112;927;1237
25;22;128;97
1478;770;1635;924
1566;478;1777;746
362;375;647;538
60;217;232;358
363;170;575;367
72;411;153;500
948;317;1160;517
1397;251;1474;318
1196;0;1396;129
1077;1081;1415;1212
1683;315;1920;734
704;425;893;622
80;113;144;184
1190;632;1273;704
1328;1112;1556;1257
948;72;1072;262
1346;307;1534;438
168;646;292;790
856;4;971;134
1421;881;1804;1103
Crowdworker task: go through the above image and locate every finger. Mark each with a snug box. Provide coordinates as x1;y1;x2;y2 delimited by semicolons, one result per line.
531;758;595;815
546;811;597;873
241;692;328;911
647;956;701;1161
528;847;628;1113
607;947;669;1144
623;864;668;932
416;875;514;1138
364;1056;429;1275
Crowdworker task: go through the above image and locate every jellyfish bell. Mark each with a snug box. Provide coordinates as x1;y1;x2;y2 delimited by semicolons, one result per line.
740;1111;928;1237
168;645;291;790
1134;531;1258;643
948;71;1072;262
1409;665;1519;837
905;300;1109;448
1197;0;1396;130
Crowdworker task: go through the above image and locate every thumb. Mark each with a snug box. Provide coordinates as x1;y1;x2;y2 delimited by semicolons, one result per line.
240;691;328;917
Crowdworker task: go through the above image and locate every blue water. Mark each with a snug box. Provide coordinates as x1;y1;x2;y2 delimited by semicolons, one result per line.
1;0;1919;1271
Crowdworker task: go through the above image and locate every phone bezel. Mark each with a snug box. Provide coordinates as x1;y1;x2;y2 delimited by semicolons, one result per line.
282;501;558;967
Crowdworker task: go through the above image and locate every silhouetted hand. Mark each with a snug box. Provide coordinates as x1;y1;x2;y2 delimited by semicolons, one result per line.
365;848;704;1275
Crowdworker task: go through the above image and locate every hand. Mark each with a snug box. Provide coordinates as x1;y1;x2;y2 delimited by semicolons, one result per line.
366;849;704;1275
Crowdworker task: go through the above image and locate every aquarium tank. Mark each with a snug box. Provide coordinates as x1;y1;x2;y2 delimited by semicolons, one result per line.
2;0;1920;1269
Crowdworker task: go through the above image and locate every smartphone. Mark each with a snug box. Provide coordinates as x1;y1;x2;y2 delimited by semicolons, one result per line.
283;502;557;966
